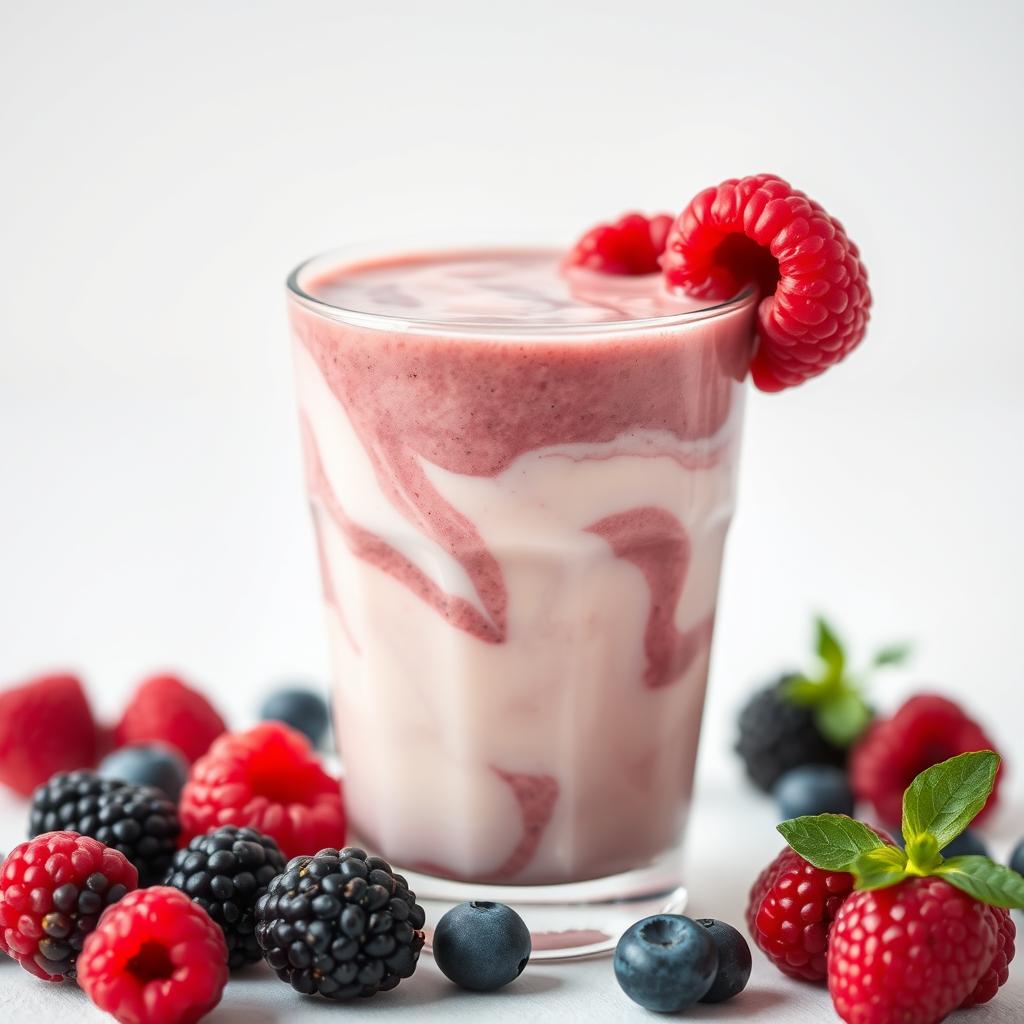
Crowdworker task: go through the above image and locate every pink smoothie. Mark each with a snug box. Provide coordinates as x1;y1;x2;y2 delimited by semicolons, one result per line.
288;248;756;884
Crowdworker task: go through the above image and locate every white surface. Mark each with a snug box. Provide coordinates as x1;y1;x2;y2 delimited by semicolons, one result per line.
2;1;1023;1020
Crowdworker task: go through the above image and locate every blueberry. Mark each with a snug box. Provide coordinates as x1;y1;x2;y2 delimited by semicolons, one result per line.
260;687;329;746
431;901;531;991
943;829;989;859
98;744;189;801
774;764;854;819
1011;839;1024;878
695;919;751;1003
614;915;718;1013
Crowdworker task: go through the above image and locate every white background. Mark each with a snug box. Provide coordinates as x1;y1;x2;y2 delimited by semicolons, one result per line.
1;2;1023;1021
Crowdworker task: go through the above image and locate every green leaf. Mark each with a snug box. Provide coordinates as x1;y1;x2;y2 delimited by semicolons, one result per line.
783;675;828;707
777;814;887;872
852;846;909;891
937;856;1024;909
814;616;846;680
871;643;912;668
815;690;873;747
901;751;999;851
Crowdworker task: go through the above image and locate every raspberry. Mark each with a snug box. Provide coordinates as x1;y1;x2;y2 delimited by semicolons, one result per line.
962;905;1015;1007
564;212;674;275
745;846;853;982
77;886;228;1024
255;847;426;1000
30;771;181;886
828;878;997;1024
850;695;1003;827
0;673;99;795
115;674;226;764
0;831;137;980
179;722;346;859
662;173;871;391
165;825;287;969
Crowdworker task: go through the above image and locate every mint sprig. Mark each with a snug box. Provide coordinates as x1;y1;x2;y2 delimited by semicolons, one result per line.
902;751;999;851
776;750;1024;910
782;616;909;747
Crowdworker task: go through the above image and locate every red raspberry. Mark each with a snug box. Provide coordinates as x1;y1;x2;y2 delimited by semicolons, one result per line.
828;878;998;1024
962;905;1015;1007
662;173;871;392
179;722;345;859
745;846;854;982
850;695;1003;827
115;674;226;764
564;211;674;275
0;673;99;795
78;886;228;1024
0;831;138;981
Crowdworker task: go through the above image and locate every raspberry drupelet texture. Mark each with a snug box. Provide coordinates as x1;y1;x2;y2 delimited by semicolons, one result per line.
662;173;871;392
255;847;426;1000
178;722;346;859
115;674;226;764
29;771;181;886
77;886;229;1024
828;878;998;1024
0;673;99;795
564;212;674;275
962;905;1016;1008
0;831;137;980
165;825;288;969
746;846;853;982
850;695;1003;827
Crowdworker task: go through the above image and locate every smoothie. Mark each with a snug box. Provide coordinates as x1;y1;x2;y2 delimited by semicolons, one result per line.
288;248;757;885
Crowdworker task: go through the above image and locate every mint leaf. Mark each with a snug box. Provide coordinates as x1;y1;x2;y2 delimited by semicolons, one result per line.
815;617;845;679
852;846;909;891
871;643;911;668
815;690;873;747
778;814;887;871
937;856;1024;909
784;675;827;707
901;751;999;851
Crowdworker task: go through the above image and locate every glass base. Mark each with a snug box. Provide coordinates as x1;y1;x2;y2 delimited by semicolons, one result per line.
403;854;687;961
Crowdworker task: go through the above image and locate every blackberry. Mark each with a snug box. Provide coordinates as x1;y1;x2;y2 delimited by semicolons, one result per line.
255;846;426;1000
29;770;180;886
735;676;847;792
166;825;287;969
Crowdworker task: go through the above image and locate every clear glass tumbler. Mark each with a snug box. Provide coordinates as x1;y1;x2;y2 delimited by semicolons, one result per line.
286;242;756;957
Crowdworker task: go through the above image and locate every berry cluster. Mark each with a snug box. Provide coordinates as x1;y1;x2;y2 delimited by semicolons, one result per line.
748;752;1022;1023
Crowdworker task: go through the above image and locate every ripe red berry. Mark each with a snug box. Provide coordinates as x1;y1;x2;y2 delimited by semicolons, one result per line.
745;846;854;982
179;722;346;859
0;831;138;980
662;173;871;391
78;886;228;1024
0;673;99;795
564;211;674;275
828;878;998;1024
850;695;1003;827
962;905;1016;1007
115;674;226;764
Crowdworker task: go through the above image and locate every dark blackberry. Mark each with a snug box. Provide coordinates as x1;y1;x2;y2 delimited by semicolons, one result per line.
28;770;180;886
165;825;287;969
255;846;426;1000
735;676;847;792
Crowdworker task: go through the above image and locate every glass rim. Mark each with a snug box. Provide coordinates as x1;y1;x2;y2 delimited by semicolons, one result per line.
286;242;758;338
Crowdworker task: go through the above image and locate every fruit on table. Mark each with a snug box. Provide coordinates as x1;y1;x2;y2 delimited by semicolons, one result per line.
432;900;532;991
259;685;330;747
614;914;719;1012
774;764;855;819
98;743;189;802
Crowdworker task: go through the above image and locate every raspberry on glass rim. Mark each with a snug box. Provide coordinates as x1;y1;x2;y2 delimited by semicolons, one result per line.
567;173;871;391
